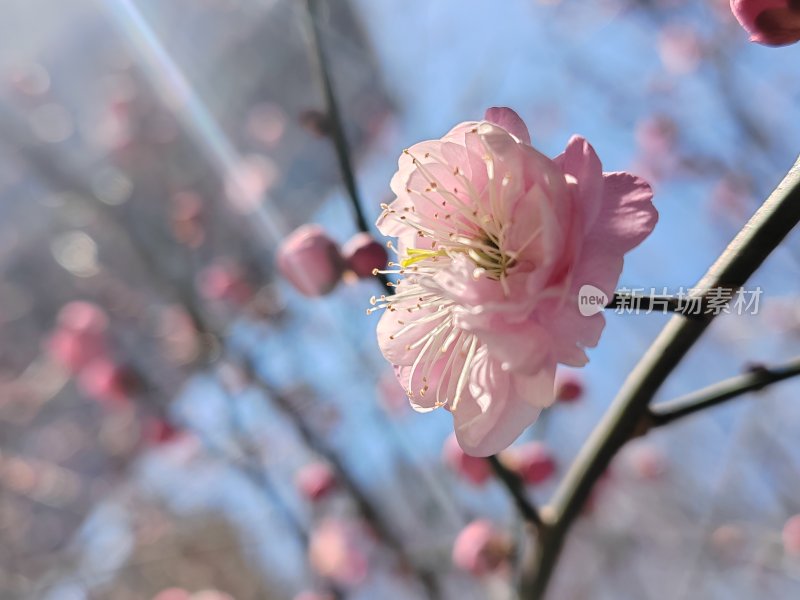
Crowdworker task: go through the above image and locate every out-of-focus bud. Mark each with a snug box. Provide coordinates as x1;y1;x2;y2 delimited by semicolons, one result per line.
197;260;254;306
295;462;337;502
342;233;388;278
151;588;191;600
730;0;800;46
443;433;492;486
783;514;800;555
711;523;746;561
276;225;345;297
452;519;511;576
77;358;138;407
191;591;235;600
555;372;584;403
170;191;205;247
309;518;369;586
57;301;109;335
143;418;182;446
48;302;110;373
626;443;667;480
294;592;335;600
502;441;556;485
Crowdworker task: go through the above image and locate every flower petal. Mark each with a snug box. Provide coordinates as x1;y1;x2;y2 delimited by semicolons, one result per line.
483;107;531;145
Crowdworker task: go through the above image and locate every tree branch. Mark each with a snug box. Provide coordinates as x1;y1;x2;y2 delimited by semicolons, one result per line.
521;156;800;599
486;456;546;529
649;356;800;426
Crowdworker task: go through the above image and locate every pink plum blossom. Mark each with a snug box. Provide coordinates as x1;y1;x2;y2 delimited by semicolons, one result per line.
77;358;138;406
783;514;800;555
47;302;110;373
372;107;657;456
308;518;369;586
451;519;511;576
503;441;556;485
442;433;493;485
342;232;388;278
730;0;800;46
277;225;345;297
295;461;337;502
555;371;584;403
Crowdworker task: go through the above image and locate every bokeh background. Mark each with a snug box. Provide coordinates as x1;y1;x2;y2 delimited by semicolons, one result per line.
1;0;800;599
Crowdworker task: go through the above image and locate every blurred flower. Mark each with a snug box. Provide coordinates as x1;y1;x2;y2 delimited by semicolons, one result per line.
730;0;800;46
443;433;493;486
47;302;110;373
170;191;205;247
225;154;279;213
622;442;667;480
783;514;800;555
658;25;704;74
142;418;182;446
277;225;345;296
295;462;337;502
77;358;138;407
309;518;369;586
555;371;584;403
502;441;556;485
294;593;335;600
372;107;657;456
197;260;254;306
452;519;511;576
152;589;191;600
711;523;746;561
342;233;388;278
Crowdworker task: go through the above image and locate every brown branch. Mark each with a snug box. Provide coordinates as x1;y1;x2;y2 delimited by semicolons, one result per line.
649;356;800;426
521;156;800;599
486;456;545;529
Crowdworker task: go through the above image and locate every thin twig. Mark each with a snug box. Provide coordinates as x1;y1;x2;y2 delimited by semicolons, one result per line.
521;156;800;599
486;456;545;528
303;0;370;233
303;0;393;293
649;356;800;426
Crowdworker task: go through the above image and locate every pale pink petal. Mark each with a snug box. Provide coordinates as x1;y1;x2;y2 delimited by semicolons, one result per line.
553;135;603;231
483;107;531;145
453;356;553;457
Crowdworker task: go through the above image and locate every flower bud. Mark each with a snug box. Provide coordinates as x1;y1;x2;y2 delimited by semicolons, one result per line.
342;233;388;278
452;519;511;576
555;373;584;403
77;358;138;406
503;441;556;485
443;433;492;486
277;225;345;296
783;514;800;555
295;462;337;502
731;0;800;46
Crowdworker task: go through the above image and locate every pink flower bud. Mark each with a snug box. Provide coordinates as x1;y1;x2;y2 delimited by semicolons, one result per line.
342;233;388;278
294;593;335;600
197;260;254;306
783;514;800;555
57;301;109;335
77;358;138;407
452;519;511;576
143;418;182;446
731;0;800;46
443;433;492;486
504;441;556;485
295;462;337;502
626;443;667;480
276;225;345;297
555;373;584;403
47;328;108;374
309;519;369;586
152;589;191;600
